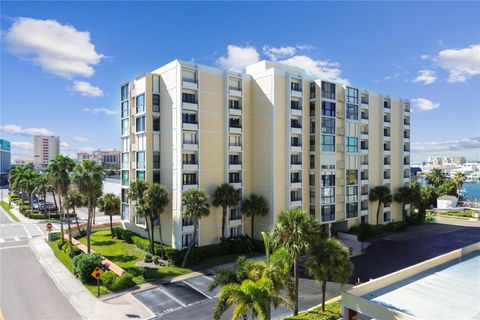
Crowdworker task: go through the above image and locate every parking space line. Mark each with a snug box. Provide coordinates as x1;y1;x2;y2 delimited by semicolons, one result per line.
182;280;213;299
35;225;44;235
22;224;32;238
0;239;4;243
157;288;187;308
14;237;20;241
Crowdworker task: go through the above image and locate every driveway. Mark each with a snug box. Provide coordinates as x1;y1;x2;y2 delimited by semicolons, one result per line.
350;219;480;283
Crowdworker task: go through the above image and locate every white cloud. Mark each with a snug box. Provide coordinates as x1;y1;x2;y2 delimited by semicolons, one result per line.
75;146;96;153
411;98;440;112
0;124;54;136
412;70;437;84
83;107;116;116
72;136;89;143
216;45;260;72
11;141;33;150
262;45;297;61
72;81;104;97
4;17;104;79
435;44;480;82
420;54;430;61
279;55;348;84
412;137;480;154
60;142;70;148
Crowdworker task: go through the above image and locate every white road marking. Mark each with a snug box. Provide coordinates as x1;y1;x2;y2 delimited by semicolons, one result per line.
0;245;29;250
0;239;4;243
14;237;20;241
35;225;44;235
22;224;32;238
182;280;212;299
158;288;187;308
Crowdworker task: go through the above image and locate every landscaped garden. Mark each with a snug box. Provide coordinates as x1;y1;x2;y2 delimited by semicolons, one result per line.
283;301;342;320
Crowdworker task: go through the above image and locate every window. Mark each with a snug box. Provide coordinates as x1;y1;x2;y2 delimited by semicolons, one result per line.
291;100;301;110
346;104;358;120
229;135;241;147
309;174;315;186
182;233;197;248
291;82;301;91
153;94;160;112
153;151;160;169
121;84;129;101
291;172;301;183
291;119;301;128
121;101;129;118
135;214;146;227
230;154;241;165
182;70;197;83
135;170;145;181
230;226;242;238
291;136;301;147
310;101;315;116
346;186;358;202
122;119;129;135
136;151;145;169
229;100;240;109
136;117;145;132
321;205;335;222
346;87;358;104
310;119;315;134
346;202;358;218
183;173;197;185
361;95;369;104
153;117;160;131
183;132;197;144
321;81;335;100
121;203;129;221
310;136;315;151
229;78;241;90
321;117;335;134
291;190;301;201
321;187;335;204
384;211;391;222
122;170;129;186
322;174;335;187
310;155;315;169
321;135;335;152
310;82;316;99
182;113;197;124
183;153;197;165
322;102;336;117
229;118;241;128
153;171;160;184
384;99;391;109
122;153;129;169
230;208;241;220
182;93;196;103
346;170;358;185
136;94;145;113
346;137;358;153
229;172;241;183
291;154;301;165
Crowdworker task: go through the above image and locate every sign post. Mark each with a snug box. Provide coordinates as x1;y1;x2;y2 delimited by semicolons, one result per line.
46;222;53;232
91;267;104;298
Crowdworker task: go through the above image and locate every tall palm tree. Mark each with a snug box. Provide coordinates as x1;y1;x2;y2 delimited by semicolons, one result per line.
369;185;392;224
305;238;353;311
72;160;104;253
394;186;413;221
127;180;155;254
181;189;210;268
425;168;447;188
8;165;33;207
47;155;76;245
66;189;85;233
241;194;269;239
143;183;169;258
98;193;120;238
270;208;321;316
32;174;52;218
213;278;276;320
453;172;466;195
212;183;239;239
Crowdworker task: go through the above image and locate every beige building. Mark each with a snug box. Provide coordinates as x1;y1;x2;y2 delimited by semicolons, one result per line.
33;135;60;170
120;60;410;249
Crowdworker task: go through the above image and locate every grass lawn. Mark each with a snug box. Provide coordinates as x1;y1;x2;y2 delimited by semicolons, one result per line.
0;201;20;222
77;230;191;285
47;241;110;296
284;301;342;320
191;251;263;271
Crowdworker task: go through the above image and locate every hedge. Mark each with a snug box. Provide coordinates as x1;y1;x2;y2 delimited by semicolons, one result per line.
349;221;409;241
101;271;135;292
72;253;103;283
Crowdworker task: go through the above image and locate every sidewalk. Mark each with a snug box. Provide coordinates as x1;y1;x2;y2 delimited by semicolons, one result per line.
30;237;154;320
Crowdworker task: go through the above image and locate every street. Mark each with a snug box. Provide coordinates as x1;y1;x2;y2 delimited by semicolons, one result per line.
0;206;81;320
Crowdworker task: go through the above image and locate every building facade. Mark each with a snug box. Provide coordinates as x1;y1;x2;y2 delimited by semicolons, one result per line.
0;139;11;186
77;150;121;168
120;60;410;249
33;135;60;170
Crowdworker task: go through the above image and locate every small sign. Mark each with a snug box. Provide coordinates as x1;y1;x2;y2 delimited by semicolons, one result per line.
91;267;104;280
46;223;53;232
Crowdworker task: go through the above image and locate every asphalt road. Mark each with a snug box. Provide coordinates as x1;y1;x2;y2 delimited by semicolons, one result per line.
0;209;81;320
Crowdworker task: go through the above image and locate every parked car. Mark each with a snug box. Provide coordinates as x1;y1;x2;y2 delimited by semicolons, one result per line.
32;199;45;210
40;202;58;213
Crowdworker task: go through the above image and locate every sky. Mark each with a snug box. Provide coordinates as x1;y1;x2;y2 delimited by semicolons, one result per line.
1;1;479;162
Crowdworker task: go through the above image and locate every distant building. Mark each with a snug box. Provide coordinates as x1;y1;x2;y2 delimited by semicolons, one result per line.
77;152;98;162
437;195;458;209
0;139;11;186
34;135;60;170
77;150;120;168
14;158;34;166
452;156;467;165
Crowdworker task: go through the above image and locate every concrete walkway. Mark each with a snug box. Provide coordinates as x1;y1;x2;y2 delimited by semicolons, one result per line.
30;237;155;320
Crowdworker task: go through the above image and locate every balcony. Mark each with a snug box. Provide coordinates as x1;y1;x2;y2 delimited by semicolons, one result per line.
361;174;369;181
182;102;198;111
291;162;302;171
404;146;410;153
230;181;242;189
229;108;242;116
182;79;198;90
182;163;198;171
182;122;198;131
229;87;242;97
291;145;302;152
404;119;410;128
291;199;302;207
291;108;303;116
291;181;302;189
229;163;242;171
229;126;242;134
183;184;198;191
291;88;303;98
183;141;198;151
361;162;369;170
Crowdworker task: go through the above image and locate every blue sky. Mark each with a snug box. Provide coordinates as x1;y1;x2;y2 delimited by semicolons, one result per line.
1;1;479;162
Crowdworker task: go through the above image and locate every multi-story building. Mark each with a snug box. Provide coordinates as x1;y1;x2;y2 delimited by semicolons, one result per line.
120;60;410;249
14;158;34;166
77;150;121;168
33;135;60;170
0;139;11;186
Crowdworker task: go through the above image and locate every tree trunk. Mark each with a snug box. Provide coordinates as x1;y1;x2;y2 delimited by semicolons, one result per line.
221;207;227;239
43;192;47;219
87;198;92;254
158;211;165;259
29;192;33;217
402;203;406;221
293;255;299;316
110;212;114;238
73;207;81;233
321;280;327;311
67;207;74;258
150;215;155;255
145;217;154;255
92;200;96;225
251;214;255;239
59;195;65;245
376;201;382;225
181;221;197;268
51;190;58;221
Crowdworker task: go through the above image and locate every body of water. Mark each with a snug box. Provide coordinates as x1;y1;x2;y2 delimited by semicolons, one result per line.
463;182;480;202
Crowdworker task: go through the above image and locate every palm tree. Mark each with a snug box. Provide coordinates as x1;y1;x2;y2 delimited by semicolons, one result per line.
32;174;52;218
72;160;104;253
305;238;353;311
98;193;121;238
425;168;447;188
212;183;239;239
213;278;276;320
270;208;321;316
394;186;413;221
66;189;85;233
209;256;254;291
241;194;269;239
369;185;392;224
143;183;169;258
47;155;76;245
453;172;466;195
181;189;210;268
127;180;155;254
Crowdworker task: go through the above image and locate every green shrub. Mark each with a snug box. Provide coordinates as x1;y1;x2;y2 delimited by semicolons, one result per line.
101;271;117;289
144;253;153;263
72;253;103;283
385;221;407;232
221;236;255;254
349;224;385;241
284;301;342;320
425;212;436;223
153;255;160;265
62;243;82;256
101;271;135;292
56;239;64;250
113;227;134;243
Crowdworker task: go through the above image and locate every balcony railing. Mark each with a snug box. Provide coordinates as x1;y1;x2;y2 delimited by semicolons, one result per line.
384;147;391;151
361;114;369;120
361;174;368;180
404;119;410;125
404;146;410;152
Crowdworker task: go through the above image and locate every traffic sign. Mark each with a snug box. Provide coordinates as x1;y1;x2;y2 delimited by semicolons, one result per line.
91;267;104;280
46;223;53;232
